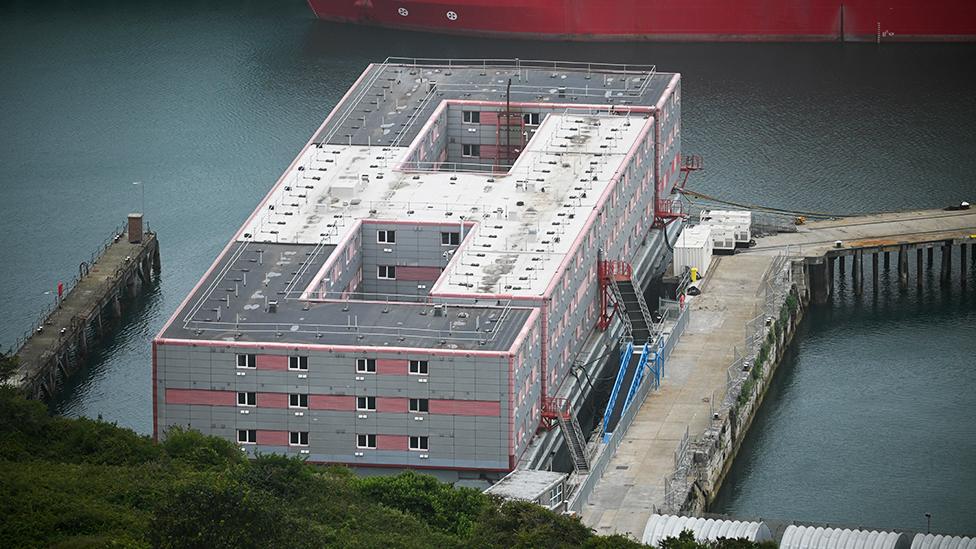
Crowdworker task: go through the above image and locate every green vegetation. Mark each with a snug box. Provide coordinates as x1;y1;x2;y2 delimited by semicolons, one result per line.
0;350;18;382
0;386;656;548
0;379;779;548
659;530;778;549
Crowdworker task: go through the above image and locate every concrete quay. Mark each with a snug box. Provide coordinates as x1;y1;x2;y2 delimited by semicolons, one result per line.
10;217;160;401
582;253;776;538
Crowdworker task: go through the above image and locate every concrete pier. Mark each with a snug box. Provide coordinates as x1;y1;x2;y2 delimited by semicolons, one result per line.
569;207;976;540
751;208;976;297
10;218;160;401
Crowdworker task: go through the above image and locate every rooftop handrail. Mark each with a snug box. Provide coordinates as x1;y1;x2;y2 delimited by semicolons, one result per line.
384;57;657;75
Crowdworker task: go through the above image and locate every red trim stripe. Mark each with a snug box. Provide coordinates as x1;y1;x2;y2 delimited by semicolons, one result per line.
165;388;236;406
256;354;289;370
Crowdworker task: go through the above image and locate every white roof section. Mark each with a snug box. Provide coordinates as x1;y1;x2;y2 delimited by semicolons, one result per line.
675;224;712;249
911;535;976;549
484;469;566;500
238;110;651;298
642;514;773;546
781;525;911;549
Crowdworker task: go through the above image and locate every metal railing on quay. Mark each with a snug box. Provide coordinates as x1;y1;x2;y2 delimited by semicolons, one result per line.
8;220;129;354
567;301;690;513
660;250;796;514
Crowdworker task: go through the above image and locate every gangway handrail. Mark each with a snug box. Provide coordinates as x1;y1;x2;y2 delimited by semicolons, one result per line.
601;341;634;441
622;342;652;413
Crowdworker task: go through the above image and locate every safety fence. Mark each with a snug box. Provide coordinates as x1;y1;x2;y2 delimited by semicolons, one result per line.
660;250;796;514
567;301;690;513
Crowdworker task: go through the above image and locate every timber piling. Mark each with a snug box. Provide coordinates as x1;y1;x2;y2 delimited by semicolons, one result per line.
749;208;976;304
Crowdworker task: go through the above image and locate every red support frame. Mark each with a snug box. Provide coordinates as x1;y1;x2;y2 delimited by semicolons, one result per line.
541;396;569;430
597;260;632;331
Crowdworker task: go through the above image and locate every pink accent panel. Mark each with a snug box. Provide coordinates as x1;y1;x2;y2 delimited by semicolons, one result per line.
396;266;443;281
479;144;499;158
377;397;408;413
257;430;289;446
309;395;354;410
479;111;498;125
257;392;289;408
165;388;236;406
376;434;408;451
376;359;408;375
256;354;289;370
430;399;501;417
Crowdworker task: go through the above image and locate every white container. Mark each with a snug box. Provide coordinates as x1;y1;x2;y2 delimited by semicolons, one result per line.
673;224;713;277
700;209;752;244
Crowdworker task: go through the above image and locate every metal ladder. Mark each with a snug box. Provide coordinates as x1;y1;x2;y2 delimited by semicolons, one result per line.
607;277;633;340
557;411;590;473
630;274;656;337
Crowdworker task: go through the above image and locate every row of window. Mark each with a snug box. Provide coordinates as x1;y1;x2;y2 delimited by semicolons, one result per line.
237;429;308;446
235;355;429;375
357;434;429;450
236;430;429;451
461;110;541;125
356;358;429;375
236;392;430;412
235;354;308;370
375;230;460;245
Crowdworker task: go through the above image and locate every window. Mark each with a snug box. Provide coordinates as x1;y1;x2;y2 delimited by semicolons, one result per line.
357;396;376;411
289;393;308;408
409;398;429;413
523;112;541;125
237;392;256;406
409;436;428;451
289;431;309;446
409;360;428;375
549;483;563;508
377;229;396;244
288;356;308;370
461;144;480;157
440;232;460;246
236;354;255;368
237;429;256;444
377;265;396;280
356;358;376;373
462;110;480;123
357;434;376;449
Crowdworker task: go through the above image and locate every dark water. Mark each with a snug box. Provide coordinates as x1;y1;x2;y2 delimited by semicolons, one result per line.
1;0;974;533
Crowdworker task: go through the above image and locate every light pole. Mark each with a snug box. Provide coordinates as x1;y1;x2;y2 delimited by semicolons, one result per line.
133;181;144;215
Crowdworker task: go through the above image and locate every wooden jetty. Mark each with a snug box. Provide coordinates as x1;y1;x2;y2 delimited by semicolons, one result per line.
10;214;160;400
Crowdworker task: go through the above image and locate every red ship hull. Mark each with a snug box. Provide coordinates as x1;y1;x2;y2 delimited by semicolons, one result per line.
307;0;976;41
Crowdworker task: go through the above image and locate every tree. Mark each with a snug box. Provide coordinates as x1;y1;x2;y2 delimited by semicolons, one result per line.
0;350;19;383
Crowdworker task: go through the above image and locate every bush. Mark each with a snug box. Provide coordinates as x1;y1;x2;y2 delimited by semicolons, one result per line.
469;499;592;548
356;470;490;537
785;293;799;314
162;426;244;470
737;377;755;407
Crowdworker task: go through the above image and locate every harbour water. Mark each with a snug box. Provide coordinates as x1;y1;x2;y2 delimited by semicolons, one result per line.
1;0;973;534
